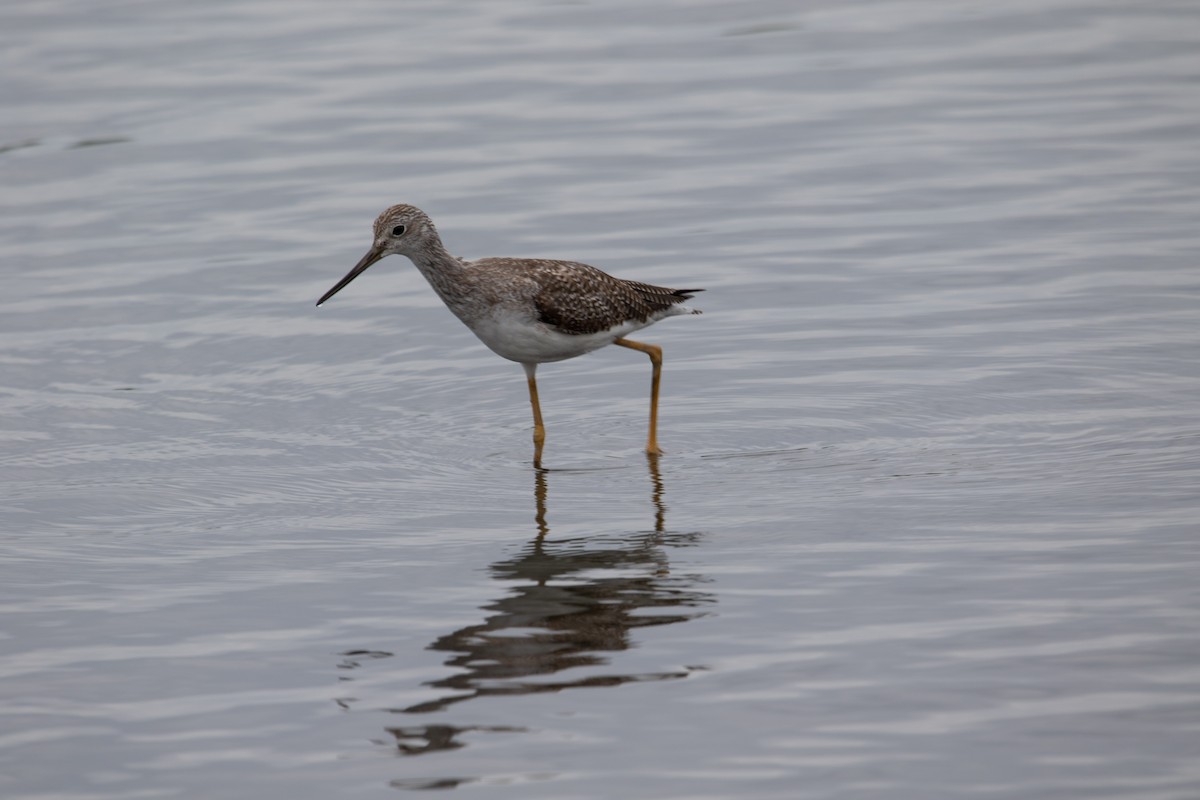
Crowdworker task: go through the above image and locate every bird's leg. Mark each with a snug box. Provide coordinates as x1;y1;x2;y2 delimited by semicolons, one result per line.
523;363;546;468
614;338;664;456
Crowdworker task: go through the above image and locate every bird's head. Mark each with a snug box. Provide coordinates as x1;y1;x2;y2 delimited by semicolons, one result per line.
316;204;440;306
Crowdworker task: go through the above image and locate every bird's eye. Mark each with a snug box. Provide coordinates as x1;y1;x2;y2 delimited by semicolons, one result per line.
391;225;407;236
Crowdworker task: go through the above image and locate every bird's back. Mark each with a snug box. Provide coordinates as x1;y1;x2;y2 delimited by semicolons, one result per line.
470;257;702;337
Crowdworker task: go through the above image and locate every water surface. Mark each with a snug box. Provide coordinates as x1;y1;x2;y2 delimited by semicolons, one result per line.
2;0;1199;797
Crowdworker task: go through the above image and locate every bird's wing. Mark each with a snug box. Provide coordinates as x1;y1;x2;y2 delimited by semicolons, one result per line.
526;261;650;335
472;258;699;336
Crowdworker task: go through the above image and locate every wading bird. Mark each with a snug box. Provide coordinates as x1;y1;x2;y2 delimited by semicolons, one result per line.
317;205;702;467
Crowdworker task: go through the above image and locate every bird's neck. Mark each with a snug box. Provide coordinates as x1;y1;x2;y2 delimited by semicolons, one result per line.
407;244;472;305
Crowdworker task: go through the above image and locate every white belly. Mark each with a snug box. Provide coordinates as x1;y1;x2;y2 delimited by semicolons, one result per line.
467;312;649;364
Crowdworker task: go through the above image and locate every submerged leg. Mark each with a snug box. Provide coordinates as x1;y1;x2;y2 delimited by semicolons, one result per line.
523;362;546;468
614;338;664;456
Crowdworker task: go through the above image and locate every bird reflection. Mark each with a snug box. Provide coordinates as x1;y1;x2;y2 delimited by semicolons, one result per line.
382;456;712;755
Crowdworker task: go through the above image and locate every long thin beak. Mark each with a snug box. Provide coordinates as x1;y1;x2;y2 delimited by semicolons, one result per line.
316;246;386;306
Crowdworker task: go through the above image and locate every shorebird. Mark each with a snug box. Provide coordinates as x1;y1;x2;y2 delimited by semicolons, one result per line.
316;204;702;467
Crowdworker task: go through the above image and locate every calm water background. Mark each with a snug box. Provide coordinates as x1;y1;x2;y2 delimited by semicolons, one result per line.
3;1;1199;797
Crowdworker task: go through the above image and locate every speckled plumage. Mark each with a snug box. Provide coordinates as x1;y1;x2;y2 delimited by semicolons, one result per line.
317;204;703;464
318;204;702;362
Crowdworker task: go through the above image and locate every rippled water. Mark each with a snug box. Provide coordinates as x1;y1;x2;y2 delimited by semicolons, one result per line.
3;0;1200;797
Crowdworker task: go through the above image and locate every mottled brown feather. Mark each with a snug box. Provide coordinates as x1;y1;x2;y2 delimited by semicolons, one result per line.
515;261;701;335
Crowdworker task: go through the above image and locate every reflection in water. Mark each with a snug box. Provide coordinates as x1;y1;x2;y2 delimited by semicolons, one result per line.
387;723;524;755
376;456;713;759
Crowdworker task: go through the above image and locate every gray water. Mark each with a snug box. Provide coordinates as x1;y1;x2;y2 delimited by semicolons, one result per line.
3;1;1199;798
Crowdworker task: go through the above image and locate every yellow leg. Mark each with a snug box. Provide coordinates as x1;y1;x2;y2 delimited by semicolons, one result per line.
614;338;664;456
523;363;546;468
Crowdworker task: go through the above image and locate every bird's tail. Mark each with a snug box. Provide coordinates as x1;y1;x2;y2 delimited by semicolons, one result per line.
674;287;704;312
